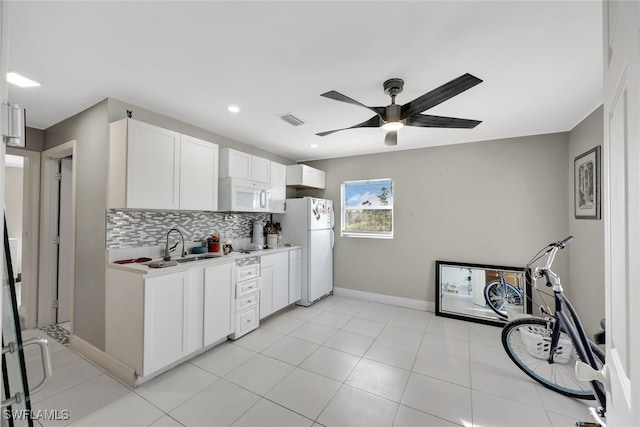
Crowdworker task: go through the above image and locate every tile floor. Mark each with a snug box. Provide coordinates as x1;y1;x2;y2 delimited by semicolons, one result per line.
21;295;594;426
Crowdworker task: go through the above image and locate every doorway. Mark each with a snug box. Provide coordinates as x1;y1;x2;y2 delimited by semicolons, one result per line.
5;147;41;329
39;141;76;330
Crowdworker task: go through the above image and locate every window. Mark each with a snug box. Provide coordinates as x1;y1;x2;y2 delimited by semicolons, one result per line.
341;178;393;238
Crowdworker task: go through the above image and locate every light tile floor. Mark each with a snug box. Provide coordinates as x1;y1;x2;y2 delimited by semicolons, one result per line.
21;295;594;426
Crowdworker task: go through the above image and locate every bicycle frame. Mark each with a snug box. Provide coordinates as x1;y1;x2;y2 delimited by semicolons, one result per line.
549;290;607;410
531;236;607;414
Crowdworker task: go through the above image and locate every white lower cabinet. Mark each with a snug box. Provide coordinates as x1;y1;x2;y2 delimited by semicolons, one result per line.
229;263;260;340
260;251;289;319
105;248;301;385
289;248;302;303
235;305;259;337
203;263;235;347
142;270;193;376
106;261;236;382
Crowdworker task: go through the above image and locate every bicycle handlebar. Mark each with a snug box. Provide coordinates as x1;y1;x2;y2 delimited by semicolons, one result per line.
530;236;574;289
556;235;574;248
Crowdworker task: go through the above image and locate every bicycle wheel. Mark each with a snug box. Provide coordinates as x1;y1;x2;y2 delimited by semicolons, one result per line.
502;317;604;399
485;282;522;318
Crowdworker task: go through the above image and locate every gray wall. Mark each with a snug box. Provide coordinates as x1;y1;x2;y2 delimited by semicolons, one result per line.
568;106;604;338
301;133;571;304
44;99;109;349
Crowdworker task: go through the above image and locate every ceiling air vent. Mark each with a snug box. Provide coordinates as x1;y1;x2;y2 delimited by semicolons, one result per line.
279;113;305;127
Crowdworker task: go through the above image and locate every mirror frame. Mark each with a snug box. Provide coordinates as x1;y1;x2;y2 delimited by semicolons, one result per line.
435;260;532;327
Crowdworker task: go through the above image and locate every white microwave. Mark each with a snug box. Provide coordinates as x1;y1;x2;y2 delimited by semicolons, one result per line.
218;177;272;212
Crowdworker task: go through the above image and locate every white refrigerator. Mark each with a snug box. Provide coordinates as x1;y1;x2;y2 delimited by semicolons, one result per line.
274;197;334;306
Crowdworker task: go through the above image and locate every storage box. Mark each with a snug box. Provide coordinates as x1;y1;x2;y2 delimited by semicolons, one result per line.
520;324;573;364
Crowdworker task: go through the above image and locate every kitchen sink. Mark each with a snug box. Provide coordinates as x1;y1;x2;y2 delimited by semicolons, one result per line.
175;255;223;263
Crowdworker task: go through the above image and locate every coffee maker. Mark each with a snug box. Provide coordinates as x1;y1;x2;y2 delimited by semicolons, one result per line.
252;220;265;247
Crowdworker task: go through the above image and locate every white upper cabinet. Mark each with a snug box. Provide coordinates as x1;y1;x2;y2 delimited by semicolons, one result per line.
220;148;271;184
180;134;219;211
108;118;219;211
251;156;271;184
124;119;181;210
286;164;326;189
270;161;286;214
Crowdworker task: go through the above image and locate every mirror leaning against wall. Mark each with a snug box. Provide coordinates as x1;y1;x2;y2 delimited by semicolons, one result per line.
435;261;531;327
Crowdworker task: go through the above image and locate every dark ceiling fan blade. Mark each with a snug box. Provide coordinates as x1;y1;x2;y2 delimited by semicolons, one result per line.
401;73;482;118
316;115;381;137
321;90;386;119
405;114;482;129
384;131;397;146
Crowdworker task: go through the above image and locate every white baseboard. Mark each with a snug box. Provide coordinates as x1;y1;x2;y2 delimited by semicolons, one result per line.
333;287;435;312
70;335;137;388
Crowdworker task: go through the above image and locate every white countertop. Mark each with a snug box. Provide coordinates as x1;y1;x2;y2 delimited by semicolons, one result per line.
108;245;302;276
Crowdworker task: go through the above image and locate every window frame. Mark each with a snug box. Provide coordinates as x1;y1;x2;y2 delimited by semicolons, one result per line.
340;178;394;239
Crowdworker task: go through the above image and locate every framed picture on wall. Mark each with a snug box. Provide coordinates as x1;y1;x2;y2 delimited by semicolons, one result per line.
574;146;601;219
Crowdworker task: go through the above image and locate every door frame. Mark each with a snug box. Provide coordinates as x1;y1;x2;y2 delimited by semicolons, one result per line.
6;147;41;329
38;140;76;328
602;0;639;423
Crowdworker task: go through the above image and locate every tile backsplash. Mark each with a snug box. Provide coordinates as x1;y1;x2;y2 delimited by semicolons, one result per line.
106;210;270;249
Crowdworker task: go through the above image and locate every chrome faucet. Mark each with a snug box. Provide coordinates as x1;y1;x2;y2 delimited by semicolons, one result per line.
164;228;186;260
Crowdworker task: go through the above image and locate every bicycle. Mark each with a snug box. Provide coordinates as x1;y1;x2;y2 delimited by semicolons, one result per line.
484;270;524;319
501;236;606;425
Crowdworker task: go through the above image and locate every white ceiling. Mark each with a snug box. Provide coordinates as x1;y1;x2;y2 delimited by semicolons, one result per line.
7;1;603;162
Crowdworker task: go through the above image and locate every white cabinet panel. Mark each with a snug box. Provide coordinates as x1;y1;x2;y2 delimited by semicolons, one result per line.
260;251;289;318
251;156;271;183
235;306;259;337
220;148;271;184
289;248;302;304
259;265;274;319
271;161;286;213
143;271;189;376
127;120;180;209
286;164;326;189
222;148;252;180
108;118;219;211
180;134;218;211
203;262;235;346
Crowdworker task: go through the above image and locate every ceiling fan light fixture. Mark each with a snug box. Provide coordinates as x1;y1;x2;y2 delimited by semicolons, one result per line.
381;121;404;131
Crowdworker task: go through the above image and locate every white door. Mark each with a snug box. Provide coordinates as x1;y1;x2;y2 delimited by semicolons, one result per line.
56;157;73;324
603;1;640;424
308;229;332;302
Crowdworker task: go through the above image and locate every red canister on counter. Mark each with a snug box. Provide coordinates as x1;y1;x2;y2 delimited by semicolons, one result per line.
207;234;220;252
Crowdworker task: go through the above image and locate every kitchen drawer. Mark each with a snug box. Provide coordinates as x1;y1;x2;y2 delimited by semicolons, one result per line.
236;290;259;311
237;264;260;282
230;306;259;340
236;278;259;298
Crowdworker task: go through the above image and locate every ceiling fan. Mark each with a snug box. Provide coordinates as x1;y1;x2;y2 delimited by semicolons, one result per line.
316;73;483;146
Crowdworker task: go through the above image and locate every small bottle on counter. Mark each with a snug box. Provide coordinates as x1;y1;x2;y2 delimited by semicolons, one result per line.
277;232;283;247
222;232;233;255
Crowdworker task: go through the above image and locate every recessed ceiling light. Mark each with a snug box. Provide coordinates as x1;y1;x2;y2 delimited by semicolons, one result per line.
7;72;40;88
227;105;240;113
310;144;318;149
